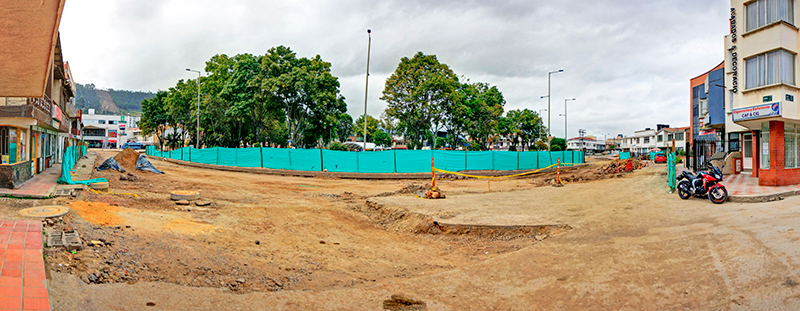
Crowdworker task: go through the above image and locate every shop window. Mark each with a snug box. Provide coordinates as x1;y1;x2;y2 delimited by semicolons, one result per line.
746;0;794;32
786;124;798;168
761;122;770;169
729;133;741;152
0;127;26;164
745;49;796;89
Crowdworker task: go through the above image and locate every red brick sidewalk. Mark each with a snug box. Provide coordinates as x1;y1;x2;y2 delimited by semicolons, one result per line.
0;220;48;311
726;173;800;197
0;165;61;199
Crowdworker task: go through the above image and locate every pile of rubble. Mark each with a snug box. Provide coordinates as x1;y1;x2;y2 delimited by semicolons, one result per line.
598;159;641;174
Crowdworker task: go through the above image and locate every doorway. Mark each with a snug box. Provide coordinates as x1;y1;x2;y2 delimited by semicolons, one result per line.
743;133;752;170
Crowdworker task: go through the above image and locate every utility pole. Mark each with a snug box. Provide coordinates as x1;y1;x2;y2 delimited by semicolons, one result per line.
363;29;372;150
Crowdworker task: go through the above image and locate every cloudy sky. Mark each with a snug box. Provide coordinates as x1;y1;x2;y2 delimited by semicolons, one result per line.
60;0;730;139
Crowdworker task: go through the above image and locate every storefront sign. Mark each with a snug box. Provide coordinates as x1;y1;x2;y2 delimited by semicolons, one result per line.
732;102;781;121
730;8;738;93
51;104;63;122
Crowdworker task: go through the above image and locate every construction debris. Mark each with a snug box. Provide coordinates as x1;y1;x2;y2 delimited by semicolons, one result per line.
47;229;83;251
114;147;140;170
136;155;165;174
96;157;125;172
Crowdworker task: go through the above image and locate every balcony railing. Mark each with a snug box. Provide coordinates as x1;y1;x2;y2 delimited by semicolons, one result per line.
27;97;52;116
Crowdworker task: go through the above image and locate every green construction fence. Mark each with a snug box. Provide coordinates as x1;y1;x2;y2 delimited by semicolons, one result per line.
146;146;585;174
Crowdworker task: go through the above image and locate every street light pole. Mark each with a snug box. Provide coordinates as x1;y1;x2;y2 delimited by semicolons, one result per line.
363;29;372;150
562;98;576;143
186;69;201;148
545;69;563;148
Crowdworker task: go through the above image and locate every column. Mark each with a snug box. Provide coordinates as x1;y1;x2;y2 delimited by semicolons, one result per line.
752;130;759;178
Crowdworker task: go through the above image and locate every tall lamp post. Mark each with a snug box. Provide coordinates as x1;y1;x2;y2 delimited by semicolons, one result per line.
362;29;372;150
542;69;563;148
186;69;201;147
560;98;576;143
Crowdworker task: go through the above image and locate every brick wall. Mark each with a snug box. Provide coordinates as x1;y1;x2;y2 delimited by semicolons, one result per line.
759;121;800;186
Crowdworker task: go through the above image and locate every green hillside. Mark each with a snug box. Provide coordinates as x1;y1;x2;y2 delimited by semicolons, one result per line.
75;83;154;115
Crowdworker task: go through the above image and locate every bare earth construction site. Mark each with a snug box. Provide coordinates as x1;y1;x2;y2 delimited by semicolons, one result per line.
12;150;800;310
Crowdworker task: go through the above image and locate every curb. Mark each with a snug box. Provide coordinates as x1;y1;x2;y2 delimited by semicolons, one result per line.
728;190;799;203
155;157;586;180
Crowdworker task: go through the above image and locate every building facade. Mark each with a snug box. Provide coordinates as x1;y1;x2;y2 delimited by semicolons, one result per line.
725;0;800;185
81;109;142;148
566;137;605;152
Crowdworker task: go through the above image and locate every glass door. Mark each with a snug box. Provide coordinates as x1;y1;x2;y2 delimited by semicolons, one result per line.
743;133;753;170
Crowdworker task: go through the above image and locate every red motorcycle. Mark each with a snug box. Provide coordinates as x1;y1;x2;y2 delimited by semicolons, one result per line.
677;163;728;204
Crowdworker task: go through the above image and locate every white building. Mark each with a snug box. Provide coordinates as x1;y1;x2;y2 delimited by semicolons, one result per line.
620;128;657;155
80;109;144;148
567;137;605;152
655;127;689;152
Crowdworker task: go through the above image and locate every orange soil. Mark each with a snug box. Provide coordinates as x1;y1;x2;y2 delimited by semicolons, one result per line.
68;201;122;226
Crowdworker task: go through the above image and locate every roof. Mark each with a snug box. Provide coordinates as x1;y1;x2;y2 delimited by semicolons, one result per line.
661;126;690;132
0;0;66;97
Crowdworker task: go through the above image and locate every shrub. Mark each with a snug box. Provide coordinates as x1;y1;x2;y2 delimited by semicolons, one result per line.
328;142;350;151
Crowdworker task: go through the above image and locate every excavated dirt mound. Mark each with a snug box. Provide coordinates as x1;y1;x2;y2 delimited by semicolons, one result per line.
383;294;427;311
114;148;140;170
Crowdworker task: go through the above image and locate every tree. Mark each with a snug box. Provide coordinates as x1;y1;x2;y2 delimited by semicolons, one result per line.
354;115;380;142
139;91;170;150
260;46;346;148
373;130;393;147
378;111;398;137
381;52;459;149
449;81;505;150
335;113;353;142
550;138;566;151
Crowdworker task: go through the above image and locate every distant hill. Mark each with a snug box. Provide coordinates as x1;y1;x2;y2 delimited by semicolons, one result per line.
75;83;155;115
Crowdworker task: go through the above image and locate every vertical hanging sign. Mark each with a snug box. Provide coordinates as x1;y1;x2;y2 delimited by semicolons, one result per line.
730;8;739;93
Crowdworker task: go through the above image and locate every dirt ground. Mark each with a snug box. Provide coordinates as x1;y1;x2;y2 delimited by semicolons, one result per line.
5;150;800;310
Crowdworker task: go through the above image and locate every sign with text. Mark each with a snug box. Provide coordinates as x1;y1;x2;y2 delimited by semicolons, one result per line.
732;102;781;121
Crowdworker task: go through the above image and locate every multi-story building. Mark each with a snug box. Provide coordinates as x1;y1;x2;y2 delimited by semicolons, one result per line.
81;109;142;148
620;128;657;155
655;127;689;152
0;1;80;187
566;137;605;153
724;0;800;185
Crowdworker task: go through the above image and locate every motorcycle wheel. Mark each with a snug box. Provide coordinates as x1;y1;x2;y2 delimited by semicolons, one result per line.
709;187;728;204
677;181;691;200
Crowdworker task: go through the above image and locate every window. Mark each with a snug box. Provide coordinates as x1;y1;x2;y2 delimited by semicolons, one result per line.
746;0;794;32
667;134;674;141
729;133;741;152
746;49;796;89
786;124;798;168
108;120;116;125
644;137;650;143
657;135;663;142
0;127;26;164
675;133;684;141
98;120;106;124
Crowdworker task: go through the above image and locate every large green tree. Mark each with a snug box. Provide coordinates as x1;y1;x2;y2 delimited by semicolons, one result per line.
447;81;505;150
354;114;380;142
381;52;459;149
260;46;346;148
138;91;170;150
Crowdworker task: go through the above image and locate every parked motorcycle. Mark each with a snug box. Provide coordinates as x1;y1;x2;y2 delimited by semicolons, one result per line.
677;163;728;204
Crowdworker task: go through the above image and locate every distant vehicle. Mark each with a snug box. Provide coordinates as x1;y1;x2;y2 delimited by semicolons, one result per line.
122;142;143;150
654;153;667;163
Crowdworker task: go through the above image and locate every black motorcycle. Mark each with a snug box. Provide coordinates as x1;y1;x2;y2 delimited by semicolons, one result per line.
677;163;728;204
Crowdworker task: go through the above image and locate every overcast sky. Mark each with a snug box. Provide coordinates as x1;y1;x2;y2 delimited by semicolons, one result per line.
60;0;730;139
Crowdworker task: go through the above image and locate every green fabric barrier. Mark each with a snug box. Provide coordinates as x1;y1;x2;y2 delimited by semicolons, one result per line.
493;151;518;170
538;151;553;167
217;148;237;166
619;152;631;160
395;150;432;173
289;149;322;171
261;148;290;169
57;146;107;185
433;150;466;172
190;148;217;165
235;148;261;168
321;150;357;172
518;152;538;170
358;151;394;173
466;151;493;171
